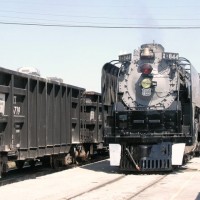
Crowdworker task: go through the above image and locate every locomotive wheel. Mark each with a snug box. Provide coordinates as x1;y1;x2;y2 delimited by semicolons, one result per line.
15;160;25;169
64;154;72;165
50;155;60;169
195;151;200;157
29;160;36;168
0;155;8;177
0;158;2;178
41;156;51;167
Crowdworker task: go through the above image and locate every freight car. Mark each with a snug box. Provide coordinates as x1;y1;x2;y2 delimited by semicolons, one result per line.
0;67;103;177
102;43;200;172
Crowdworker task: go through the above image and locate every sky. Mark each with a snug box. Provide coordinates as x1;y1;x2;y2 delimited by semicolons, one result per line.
0;0;200;92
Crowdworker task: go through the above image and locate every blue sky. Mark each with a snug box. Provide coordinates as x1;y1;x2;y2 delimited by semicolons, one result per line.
0;0;199;92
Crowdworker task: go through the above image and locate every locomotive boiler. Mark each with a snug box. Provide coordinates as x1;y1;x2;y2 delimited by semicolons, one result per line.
102;43;200;172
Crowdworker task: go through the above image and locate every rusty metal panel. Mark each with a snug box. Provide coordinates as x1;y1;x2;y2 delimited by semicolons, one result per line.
28;79;37;149
81;92;103;143
46;82;54;147
0;70;12;151
66;86;85;144
37;81;46;153
13;75;28;150
60;86;67;150
53;84;61;154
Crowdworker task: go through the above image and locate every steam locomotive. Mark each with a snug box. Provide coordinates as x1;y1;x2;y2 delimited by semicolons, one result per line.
102;43;200;172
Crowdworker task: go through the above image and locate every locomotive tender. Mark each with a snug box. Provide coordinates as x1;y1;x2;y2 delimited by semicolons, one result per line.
102;43;200;172
0;67;103;177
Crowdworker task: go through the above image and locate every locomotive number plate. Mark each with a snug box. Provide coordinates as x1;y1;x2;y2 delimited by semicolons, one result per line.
142;88;151;96
162;52;179;60
119;53;132;62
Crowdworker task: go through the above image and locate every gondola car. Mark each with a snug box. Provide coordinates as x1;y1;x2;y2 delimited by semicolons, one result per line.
0;67;103;176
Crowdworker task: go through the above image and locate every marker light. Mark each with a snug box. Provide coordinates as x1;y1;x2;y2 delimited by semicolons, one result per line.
141;78;152;89
140;63;153;75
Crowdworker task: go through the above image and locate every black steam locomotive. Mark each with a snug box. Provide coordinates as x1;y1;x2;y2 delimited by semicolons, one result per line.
102;43;200;172
0;67;103;177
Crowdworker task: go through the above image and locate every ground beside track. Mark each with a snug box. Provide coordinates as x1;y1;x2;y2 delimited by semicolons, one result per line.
0;158;199;200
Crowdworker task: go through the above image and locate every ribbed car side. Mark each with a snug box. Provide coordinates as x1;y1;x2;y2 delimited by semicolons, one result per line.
102;43;200;172
0;67;104;177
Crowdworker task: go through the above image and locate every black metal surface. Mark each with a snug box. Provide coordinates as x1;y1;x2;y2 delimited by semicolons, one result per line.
0;66;104;176
120;143;172;172
115;110;181;134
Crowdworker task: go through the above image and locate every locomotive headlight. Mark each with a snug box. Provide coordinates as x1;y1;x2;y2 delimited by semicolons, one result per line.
141;78;152;89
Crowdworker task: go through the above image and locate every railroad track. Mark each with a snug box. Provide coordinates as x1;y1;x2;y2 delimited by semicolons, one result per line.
0;164;56;186
65;173;169;200
0;154;109;187
0;158;199;200
65;165;195;200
